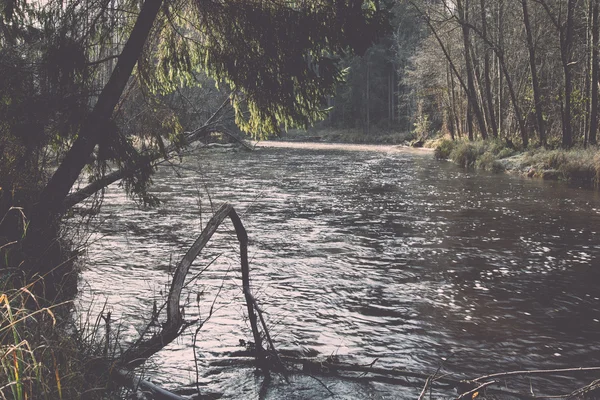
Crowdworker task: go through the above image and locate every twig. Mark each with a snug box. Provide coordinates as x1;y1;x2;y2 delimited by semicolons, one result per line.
418;376;432;400
278;356;459;386
473;366;600;382
456;380;496;400
357;358;379;378
567;378;600;399
308;374;335;397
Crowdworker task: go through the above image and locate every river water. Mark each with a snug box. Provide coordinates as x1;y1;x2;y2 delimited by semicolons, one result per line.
78;142;600;398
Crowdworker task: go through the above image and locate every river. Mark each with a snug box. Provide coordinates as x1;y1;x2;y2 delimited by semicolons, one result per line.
77;142;600;398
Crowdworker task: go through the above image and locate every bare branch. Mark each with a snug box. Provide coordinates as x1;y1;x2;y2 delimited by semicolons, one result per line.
473;366;600;382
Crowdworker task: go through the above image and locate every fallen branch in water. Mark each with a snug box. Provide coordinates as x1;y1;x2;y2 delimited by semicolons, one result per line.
114;368;188;400
107;203;275;398
472;366;600;382
277;356;458;387
261;355;600;399
567;378;600;399
456;380;496;400
418;375;432;400
118;203;265;369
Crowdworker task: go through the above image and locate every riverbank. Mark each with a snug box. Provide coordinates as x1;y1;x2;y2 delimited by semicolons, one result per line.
430;137;600;187
279;127;413;144
254;140;433;154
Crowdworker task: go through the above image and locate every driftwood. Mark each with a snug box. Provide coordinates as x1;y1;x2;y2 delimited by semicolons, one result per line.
473;366;600;382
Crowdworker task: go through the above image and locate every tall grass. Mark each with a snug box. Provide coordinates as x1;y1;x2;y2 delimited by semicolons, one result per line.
0;282;120;400
434;137;600;187
0;206;124;400
433;138;512;172
1;286;60;400
524;147;600;185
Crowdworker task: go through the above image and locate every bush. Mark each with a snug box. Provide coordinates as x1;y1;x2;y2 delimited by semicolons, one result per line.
496;148;515;159
476;152;505;173
521;147;600;185
434;138;455;160
450;142;481;168
559;151;597;184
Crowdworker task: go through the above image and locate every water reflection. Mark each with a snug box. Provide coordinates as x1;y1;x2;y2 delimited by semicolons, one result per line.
78;144;600;398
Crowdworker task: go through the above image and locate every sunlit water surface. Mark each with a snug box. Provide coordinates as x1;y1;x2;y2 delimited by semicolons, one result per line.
77;142;600;398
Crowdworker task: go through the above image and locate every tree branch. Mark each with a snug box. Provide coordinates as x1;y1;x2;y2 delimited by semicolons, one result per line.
118;203;266;375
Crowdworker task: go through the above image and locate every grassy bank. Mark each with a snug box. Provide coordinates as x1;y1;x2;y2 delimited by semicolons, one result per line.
431;137;600;187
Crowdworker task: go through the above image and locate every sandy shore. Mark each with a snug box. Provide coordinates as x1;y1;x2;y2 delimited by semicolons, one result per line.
252;140;434;154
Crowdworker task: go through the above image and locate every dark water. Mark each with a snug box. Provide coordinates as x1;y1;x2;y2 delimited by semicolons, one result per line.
78;143;600;398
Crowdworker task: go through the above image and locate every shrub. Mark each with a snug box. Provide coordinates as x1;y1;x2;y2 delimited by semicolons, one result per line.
434;138;455;160
450;142;481;168
544;150;569;170
476;152;505;173
496;148;515;159
413;114;431;140
559;150;597;184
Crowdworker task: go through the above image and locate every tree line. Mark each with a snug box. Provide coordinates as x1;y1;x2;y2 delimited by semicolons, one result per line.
325;0;599;149
408;0;600;148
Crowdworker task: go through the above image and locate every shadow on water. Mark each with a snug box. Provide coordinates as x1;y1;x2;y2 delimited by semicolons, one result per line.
78;143;600;398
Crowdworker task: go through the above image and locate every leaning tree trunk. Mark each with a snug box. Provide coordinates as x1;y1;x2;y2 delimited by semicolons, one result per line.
36;0;163;221
26;0;164;281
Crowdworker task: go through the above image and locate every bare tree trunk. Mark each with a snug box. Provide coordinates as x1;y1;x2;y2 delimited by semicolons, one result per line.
585;0;592;146
522;0;546;146
497;0;504;136
499;54;528;147
458;0;488;139
366;57;370;136
454;2;528;146
481;0;499;139
561;0;576;147
409;0;474;140
591;0;599;144
391;68;395;124
446;61;457;139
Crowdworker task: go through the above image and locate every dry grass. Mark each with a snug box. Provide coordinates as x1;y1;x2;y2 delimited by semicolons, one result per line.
0;282;120;400
434;138;600;186
437;139;511;172
524;147;600;185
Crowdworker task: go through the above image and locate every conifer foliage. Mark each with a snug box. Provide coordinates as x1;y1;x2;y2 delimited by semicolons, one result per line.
0;0;388;281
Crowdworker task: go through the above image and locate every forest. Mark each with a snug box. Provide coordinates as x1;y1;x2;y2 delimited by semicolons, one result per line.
326;0;600;151
2;0;600;399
